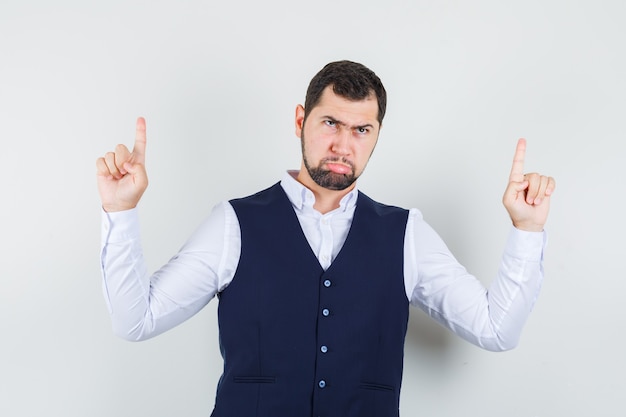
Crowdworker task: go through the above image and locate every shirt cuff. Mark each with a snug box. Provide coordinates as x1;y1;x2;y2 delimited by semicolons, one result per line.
504;226;546;262
101;207;141;244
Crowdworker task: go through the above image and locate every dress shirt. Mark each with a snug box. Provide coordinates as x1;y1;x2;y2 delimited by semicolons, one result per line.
101;171;546;351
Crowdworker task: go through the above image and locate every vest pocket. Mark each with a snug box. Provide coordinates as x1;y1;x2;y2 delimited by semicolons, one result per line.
359;382;395;392
233;376;277;384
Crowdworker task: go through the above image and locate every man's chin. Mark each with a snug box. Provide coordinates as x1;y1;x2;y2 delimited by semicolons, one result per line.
314;172;356;191
323;184;350;191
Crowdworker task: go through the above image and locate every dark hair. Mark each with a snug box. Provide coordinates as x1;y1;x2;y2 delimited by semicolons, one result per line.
304;60;387;125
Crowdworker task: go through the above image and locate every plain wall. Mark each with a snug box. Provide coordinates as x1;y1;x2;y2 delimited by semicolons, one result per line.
1;0;624;416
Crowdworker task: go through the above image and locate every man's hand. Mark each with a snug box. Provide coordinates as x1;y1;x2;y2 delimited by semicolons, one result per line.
96;117;149;212
502;139;555;232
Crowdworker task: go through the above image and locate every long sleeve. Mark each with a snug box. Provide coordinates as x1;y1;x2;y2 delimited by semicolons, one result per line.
100;202;241;341
404;208;545;351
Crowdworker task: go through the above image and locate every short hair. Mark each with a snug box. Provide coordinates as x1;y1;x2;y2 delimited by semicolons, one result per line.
304;60;387;125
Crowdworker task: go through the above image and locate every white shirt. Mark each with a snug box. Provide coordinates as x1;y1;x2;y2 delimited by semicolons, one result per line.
101;171;546;351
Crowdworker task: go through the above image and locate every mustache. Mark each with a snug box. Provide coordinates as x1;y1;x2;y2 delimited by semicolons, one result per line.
320;157;354;169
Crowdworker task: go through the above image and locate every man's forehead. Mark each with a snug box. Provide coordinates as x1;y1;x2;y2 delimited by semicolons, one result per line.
312;87;379;124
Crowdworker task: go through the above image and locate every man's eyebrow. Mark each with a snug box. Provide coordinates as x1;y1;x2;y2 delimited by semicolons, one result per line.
322;115;345;126
322;115;375;130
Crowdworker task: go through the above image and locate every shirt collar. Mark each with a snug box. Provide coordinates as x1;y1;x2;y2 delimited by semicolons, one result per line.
280;170;358;213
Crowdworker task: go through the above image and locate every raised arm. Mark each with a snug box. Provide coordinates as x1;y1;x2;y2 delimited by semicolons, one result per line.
407;139;554;351
96;118;235;341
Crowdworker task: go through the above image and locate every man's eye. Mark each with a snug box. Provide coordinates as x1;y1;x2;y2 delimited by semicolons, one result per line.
357;127;369;134
324;120;336;127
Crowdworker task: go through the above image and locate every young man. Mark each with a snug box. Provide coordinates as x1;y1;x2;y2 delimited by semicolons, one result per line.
96;60;555;417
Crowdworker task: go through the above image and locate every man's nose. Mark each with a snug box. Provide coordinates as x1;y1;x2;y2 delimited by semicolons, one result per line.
331;129;351;155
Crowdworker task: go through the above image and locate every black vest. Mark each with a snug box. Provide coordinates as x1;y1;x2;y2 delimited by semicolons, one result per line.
212;183;409;417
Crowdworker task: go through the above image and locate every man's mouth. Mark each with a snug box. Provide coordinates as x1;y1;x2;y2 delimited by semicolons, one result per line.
322;158;354;175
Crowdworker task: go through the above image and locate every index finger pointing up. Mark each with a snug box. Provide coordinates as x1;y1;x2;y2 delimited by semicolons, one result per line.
509;138;526;183
132;117;147;163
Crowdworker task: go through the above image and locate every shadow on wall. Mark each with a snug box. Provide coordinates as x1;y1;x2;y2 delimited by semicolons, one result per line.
405;309;457;369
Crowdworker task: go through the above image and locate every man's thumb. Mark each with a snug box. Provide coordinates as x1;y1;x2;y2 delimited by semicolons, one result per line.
123;162;149;187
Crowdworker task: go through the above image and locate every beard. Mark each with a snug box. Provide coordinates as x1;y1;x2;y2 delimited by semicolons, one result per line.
304;157;357;190
301;133;358;191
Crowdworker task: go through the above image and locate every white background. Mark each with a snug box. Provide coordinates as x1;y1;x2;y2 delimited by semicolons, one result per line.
1;0;624;416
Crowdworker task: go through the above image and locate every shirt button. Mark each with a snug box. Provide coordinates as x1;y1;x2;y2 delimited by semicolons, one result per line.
320;345;328;353
318;380;326;388
323;279;331;288
322;308;330;317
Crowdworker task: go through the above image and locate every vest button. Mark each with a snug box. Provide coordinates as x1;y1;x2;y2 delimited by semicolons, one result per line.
323;279;331;287
322;308;330;317
318;380;326;388
320;345;328;353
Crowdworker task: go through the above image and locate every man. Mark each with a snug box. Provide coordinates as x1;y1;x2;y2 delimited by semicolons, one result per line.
96;61;555;417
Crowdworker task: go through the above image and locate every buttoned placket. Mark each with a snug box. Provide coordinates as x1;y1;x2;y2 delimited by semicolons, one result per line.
288;177;357;415
317;212;334;399
316;272;332;413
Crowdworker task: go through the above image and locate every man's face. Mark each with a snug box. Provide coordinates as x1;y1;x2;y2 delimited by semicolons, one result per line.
295;86;381;191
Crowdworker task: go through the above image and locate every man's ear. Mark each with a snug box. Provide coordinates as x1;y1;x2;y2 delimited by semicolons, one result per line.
295;104;305;138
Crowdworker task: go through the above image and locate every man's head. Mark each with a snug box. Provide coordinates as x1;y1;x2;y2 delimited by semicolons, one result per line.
295;61;386;194
303;60;387;126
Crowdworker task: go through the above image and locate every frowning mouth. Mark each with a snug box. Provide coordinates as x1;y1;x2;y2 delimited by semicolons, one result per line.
321;158;354;175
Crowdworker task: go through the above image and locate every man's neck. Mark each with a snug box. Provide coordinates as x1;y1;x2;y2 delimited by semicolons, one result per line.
293;170;355;215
